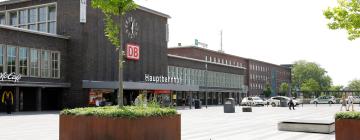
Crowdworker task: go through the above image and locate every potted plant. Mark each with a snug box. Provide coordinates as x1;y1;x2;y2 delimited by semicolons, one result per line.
335;111;360;140
60;100;180;140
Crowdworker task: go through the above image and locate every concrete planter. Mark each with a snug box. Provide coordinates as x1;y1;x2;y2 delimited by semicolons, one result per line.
335;119;360;140
60;114;181;140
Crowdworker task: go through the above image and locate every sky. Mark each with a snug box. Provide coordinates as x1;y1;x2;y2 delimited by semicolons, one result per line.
134;0;360;86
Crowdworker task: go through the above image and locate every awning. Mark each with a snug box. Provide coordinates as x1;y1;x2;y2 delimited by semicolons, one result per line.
82;80;199;91
0;81;71;88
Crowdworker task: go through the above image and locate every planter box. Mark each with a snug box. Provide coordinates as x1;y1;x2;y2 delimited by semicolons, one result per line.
336;119;360;140
60;114;181;140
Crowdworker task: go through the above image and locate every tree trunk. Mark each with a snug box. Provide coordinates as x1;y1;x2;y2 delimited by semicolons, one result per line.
117;14;124;107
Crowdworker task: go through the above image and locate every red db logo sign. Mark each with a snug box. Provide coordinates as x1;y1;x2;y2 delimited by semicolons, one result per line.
126;44;140;60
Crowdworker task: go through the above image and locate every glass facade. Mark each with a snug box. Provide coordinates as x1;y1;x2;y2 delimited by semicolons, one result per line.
168;66;244;89
0;45;62;78
3;4;57;34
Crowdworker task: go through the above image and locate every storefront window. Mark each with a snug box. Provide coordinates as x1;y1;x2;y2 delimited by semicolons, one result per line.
30;49;39;77
19;47;28;76
7;46;16;73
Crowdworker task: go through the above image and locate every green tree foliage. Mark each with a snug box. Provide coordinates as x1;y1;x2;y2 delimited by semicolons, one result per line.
329;85;344;91
301;78;321;97
348;79;360;91
324;0;360;40
292;60;332;92
263;83;272;98
279;82;289;96
91;0;137;107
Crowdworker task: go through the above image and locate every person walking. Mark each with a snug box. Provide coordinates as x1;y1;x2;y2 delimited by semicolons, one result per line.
288;98;295;110
340;93;347;111
2;91;14;114
347;93;354;111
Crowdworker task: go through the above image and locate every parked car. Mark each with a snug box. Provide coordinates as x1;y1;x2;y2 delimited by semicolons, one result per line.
241;97;266;106
310;96;336;104
267;96;299;106
339;96;360;104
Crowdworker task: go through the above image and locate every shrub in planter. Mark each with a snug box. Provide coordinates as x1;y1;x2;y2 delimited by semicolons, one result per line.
60;106;180;140
335;111;360;140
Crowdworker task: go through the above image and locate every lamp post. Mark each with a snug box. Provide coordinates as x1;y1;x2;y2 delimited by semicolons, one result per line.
205;63;208;109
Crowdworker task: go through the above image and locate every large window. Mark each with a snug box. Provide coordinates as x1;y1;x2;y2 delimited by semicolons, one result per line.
51;52;60;78
41;50;50;78
19;47;28;76
7;46;16;73
6;4;56;34
30;49;40;77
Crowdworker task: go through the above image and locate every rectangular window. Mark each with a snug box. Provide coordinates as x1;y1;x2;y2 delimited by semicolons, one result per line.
41;50;50;78
38;7;47;22
0;45;3;73
51;51;60;78
19;47;28;76
10;12;17;26
0;13;5;25
30;49;40;77
19;10;28;25
48;6;56;21
7;46;16;73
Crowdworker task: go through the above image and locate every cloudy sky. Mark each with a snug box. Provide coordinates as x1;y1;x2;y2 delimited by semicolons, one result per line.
135;0;360;86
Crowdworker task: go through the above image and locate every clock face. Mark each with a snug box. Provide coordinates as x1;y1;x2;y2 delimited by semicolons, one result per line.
125;16;139;39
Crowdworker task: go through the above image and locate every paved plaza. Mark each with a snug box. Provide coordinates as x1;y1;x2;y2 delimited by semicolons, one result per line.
0;104;357;140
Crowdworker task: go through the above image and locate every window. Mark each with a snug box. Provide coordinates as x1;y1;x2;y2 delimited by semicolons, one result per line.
19;47;28;76
19;10;28;28
51;51;60;78
0;13;5;25
5;5;56;34
10;12;17;26
41;50;50;78
30;49;40;77
0;45;3;73
28;8;37;30
7;46;16;73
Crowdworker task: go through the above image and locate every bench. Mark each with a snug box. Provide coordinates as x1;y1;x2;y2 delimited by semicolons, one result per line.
278;119;335;134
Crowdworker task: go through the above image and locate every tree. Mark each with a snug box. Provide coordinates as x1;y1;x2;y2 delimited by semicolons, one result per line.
329;85;344;91
292;60;332;92
324;0;360;40
91;0;137;107
279;82;289;96
348;79;360;91
263;83;272;98
300;78;321;97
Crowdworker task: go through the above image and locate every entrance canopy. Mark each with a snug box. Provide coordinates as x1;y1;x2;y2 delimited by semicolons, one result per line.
82;80;199;91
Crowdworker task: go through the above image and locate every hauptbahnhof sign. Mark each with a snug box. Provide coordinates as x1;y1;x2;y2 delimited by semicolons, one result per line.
144;74;181;84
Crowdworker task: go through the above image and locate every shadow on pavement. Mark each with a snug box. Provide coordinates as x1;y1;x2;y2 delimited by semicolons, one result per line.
0;111;60;116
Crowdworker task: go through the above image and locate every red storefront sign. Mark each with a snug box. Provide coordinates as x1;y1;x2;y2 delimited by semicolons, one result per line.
126;43;140;60
153;90;171;94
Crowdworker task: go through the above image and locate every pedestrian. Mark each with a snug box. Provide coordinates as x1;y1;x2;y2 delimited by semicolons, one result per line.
187;96;192;109
347;93;354;111
288;98;295;110
340;93;347;111
2;91;14;114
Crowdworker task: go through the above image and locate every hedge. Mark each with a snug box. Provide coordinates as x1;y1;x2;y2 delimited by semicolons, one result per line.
60;106;178;119
335;111;360;120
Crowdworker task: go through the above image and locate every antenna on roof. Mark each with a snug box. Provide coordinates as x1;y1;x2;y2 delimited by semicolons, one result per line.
218;30;224;53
